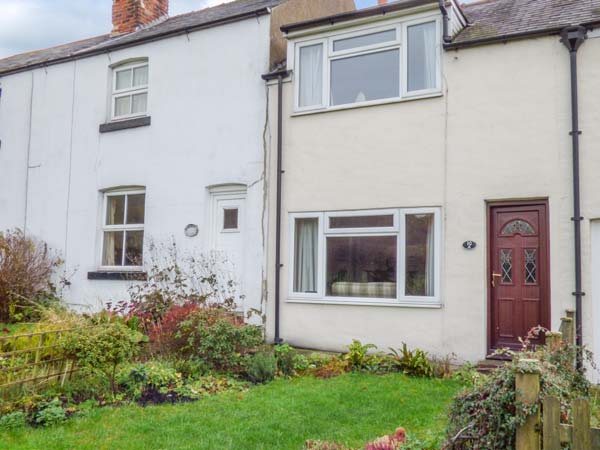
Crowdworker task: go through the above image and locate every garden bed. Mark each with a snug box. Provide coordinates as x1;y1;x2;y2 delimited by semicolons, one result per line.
0;373;461;450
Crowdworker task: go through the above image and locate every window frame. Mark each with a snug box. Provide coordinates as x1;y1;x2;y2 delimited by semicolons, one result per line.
111;61;149;121
291;14;442;114
288;208;442;307
100;188;146;271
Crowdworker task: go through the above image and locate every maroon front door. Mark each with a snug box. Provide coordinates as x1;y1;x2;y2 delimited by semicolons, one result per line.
488;201;550;353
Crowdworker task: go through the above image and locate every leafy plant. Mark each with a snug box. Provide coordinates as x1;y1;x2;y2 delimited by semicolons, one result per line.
32;399;67;427
59;322;143;394
344;340;378;372
274;343;296;376
387;343;434;378
0;229;63;322
445;327;593;449
247;352;277;384
0;411;26;430
176;307;263;372
310;357;349;379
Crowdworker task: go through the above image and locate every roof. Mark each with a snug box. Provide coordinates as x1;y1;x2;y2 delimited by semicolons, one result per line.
453;0;600;47
0;0;285;76
281;0;600;48
281;0;436;33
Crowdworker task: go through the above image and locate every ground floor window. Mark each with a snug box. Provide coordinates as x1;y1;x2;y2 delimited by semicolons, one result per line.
101;189;146;269
289;208;441;305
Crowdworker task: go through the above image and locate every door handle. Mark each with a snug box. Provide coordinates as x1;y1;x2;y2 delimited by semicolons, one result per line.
491;272;502;288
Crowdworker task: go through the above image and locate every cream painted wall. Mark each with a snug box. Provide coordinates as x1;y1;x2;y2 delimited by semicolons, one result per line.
266;28;600;363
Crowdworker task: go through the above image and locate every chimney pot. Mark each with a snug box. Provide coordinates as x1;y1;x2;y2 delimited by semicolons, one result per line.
112;0;169;35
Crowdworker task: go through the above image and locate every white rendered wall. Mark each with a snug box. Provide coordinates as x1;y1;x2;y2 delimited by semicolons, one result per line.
0;15;273;318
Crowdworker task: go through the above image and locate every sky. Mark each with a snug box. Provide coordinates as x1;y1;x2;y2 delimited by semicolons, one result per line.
0;0;429;59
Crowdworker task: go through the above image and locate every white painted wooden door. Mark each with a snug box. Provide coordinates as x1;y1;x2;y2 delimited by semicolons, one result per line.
211;193;246;294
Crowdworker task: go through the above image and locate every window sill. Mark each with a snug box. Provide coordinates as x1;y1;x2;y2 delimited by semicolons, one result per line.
286;298;442;309
291;92;442;117
99;116;151;133
87;271;148;281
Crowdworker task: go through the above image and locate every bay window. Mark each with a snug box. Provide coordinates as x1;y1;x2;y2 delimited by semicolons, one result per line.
293;17;441;112
101;189;146;269
289;208;441;306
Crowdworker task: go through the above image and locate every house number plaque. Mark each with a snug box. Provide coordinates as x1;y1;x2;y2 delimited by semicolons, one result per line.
463;241;477;250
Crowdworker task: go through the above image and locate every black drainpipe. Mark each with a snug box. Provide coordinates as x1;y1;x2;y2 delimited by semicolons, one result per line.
438;0;451;43
560;25;587;366
262;69;291;344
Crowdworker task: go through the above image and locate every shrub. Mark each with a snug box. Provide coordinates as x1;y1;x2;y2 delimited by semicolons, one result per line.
59;322;143;394
274;343;296;376
0;411;26;430
176;307;263;372
108;241;242;328
0;229;63;322
146;302;202;355
386;343;434;378
445;327;592;449
247;352;277;384
32;399;67;427
344;340;379;372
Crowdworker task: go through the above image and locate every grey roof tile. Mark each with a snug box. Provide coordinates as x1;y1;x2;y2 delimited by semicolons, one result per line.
0;0;284;76
454;0;600;45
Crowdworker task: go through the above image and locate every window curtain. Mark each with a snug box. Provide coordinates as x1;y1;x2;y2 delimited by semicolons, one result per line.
299;44;323;107
424;216;435;296
294;219;318;292
103;232;117;266
408;22;437;91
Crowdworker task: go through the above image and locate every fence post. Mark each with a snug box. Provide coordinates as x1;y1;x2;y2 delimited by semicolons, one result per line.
572;398;591;450
543;396;561;450
545;332;562;352
516;359;541;450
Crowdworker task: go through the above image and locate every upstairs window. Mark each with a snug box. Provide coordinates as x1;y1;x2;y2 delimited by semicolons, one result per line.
112;61;149;120
102;189;146;269
294;18;440;112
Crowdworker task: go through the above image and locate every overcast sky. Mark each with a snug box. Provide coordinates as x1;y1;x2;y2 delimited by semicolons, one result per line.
0;0;452;59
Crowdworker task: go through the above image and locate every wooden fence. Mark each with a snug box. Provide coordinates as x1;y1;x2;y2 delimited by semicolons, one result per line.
0;328;84;400
516;348;599;450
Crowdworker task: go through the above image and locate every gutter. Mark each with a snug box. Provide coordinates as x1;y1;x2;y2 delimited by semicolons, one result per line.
0;9;272;78
261;69;291;344
560;25;587;368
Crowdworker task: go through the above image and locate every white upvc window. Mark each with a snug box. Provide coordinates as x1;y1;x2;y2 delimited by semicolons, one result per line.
101;189;146;270
111;61;149;120
293;16;441;113
289;208;441;306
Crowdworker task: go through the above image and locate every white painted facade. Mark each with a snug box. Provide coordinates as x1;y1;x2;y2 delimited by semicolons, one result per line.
265;5;600;367
0;14;273;316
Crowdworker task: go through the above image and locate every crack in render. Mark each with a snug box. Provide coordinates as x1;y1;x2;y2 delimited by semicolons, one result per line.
259;83;272;327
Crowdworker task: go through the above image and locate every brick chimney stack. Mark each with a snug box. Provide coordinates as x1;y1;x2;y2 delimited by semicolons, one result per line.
112;0;169;35
378;0;387;4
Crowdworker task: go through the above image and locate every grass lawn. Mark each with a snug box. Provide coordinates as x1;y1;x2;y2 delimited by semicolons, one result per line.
0;373;462;450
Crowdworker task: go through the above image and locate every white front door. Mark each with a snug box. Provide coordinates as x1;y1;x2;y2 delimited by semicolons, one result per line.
210;191;246;297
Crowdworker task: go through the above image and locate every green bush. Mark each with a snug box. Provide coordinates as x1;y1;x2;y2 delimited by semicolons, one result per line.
176;308;263;372
59;322;143;394
32;399;67;427
0;411;26;430
246;352;277;384
343;340;379;372
386;343;434;378
274;344;296;376
445;329;591;449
